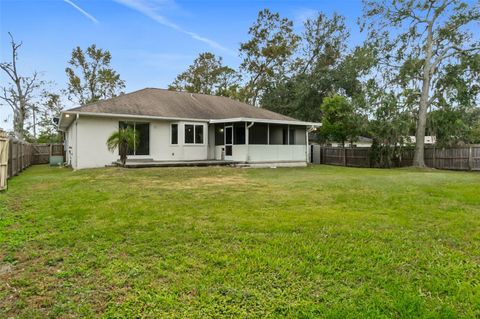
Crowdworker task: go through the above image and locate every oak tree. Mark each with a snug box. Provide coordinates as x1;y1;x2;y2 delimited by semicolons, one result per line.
65;44;125;105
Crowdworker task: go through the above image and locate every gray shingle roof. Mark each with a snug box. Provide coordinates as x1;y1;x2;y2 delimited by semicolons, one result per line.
67;88;298;122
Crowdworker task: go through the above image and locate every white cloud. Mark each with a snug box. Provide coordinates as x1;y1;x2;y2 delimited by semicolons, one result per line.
64;0;99;24
293;7;318;25
113;0;235;55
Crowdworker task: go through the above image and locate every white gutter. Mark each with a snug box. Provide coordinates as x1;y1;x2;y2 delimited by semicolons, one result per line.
58;112;322;130
75;113;79;169
58;111;210;131
209;117;321;126
306;125;317;163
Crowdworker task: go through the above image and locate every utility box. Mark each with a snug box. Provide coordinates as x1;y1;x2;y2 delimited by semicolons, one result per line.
49;155;64;166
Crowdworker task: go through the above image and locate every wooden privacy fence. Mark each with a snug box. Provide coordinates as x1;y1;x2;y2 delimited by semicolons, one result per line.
6;138;34;180
33;143;64;164
311;145;480;171
0;132;64;191
0;132;8;190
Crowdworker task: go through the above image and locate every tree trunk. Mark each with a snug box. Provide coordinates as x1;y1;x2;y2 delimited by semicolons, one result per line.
413;80;430;167
413;23;434;168
14;110;25;140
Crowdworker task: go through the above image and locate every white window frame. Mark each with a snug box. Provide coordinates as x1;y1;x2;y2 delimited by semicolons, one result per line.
170;123;179;146
184;123;205;145
119;121;151;156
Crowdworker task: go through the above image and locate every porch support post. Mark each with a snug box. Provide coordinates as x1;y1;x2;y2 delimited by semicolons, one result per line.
287;125;290;145
245;122;249;145
267;124;270;145
305;126;309;162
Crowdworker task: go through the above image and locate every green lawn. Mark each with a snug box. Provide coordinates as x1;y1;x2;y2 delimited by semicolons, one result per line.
0;165;479;318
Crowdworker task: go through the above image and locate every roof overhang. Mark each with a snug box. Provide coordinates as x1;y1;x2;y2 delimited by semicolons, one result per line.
209;117;321;127
57;111;210;131
58;112;321;131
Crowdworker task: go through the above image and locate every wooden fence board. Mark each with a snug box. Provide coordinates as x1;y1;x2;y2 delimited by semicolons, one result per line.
0;132;8;190
311;145;480;171
1;138;64;190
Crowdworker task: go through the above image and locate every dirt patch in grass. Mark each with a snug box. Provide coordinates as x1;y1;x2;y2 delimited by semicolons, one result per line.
137;174;256;190
174;175;253;189
0;263;13;275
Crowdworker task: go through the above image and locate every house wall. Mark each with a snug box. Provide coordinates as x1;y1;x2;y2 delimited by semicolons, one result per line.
207;125;216;160
67;116;309;168
76;117;118;169
65;118;77;168
247;145;307;162
71;116;209;169
213;144;307;162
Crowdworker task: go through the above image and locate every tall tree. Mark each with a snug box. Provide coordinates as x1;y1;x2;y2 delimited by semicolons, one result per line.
239;9;300;106
362;0;480;167
261;13;373;122
168;52;240;97
0;33;44;139
319;95;365;146
65;44;125;105
35;92;64;143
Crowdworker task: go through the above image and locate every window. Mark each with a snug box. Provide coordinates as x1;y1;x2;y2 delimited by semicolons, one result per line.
195;125;203;144
171;124;178;144
119;121;150;155
185;124;204;144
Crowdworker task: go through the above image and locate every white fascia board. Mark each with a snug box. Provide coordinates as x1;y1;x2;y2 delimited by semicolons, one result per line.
58;112;322;131
58;111;210;131
209;117;321;127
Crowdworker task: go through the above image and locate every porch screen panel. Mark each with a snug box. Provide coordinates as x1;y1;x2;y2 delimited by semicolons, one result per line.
291;126;306;145
248;123;268;144
269;124;286;145
234;123;245;144
289;127;295;145
215;124;224;145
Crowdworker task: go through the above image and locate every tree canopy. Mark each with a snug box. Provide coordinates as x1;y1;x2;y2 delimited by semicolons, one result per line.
65;44;125;105
361;0;480;166
168;52;240;98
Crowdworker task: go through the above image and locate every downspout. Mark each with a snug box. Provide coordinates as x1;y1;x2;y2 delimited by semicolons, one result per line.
75;113;79;169
246;122;254;162
306;125;316;163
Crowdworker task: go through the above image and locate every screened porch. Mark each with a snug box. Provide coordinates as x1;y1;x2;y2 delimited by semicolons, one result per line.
211;122;308;162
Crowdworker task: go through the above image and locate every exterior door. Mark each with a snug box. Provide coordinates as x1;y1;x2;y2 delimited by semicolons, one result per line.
225;126;233;160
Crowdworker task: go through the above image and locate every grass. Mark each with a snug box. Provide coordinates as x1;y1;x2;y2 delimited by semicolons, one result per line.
0;165;479;318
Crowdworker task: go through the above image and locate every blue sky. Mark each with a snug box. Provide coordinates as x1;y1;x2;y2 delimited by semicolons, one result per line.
0;0;364;128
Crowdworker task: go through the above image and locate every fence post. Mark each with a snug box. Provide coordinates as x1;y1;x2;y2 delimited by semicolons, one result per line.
432;145;436;168
468;146;473;171
343;147;347;166
0;131;8;190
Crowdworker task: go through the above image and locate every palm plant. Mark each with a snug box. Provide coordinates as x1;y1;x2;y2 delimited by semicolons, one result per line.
106;127;138;167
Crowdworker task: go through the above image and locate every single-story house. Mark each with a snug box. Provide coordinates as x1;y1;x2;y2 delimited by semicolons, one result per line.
58;88;320;169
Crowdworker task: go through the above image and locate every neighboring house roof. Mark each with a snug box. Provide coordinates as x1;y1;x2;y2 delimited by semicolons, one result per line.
67;88;297;121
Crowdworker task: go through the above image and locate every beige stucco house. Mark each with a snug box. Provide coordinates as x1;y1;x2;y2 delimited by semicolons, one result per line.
58;88;320;169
